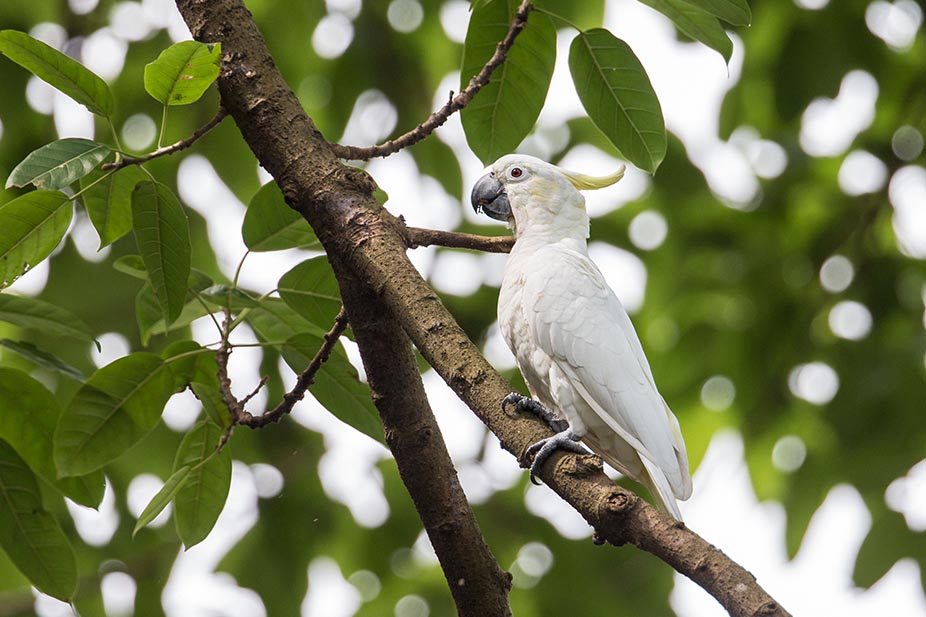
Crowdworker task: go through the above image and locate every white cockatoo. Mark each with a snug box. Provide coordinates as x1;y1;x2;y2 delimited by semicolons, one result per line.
470;154;692;520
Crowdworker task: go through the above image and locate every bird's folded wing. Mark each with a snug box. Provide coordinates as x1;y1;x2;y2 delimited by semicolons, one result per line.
524;246;690;497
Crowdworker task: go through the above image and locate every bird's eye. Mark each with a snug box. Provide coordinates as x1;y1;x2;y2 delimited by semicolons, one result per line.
509;167;524;179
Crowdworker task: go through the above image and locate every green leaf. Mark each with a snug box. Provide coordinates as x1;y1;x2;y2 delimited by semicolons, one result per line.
81;166;146;248
0;369;104;508
135;282;215;346
0;190;73;290
282;334;383;444
55;352;176;477
113;254;149;280
200;285;260;309
173;421;231;548
191;381;229;428
247;298;322;343
460;0;557;164
132;181;192;326
677;0;751;26
161;339;208;392
638;0;733;63
0;29;113;116
7;139;111;191
0;439;77;601
144;41;222;106
242;182;319;252
277;257;342;328
0;294;96;347
569;29;666;173
133;466;191;537
0;339;85;380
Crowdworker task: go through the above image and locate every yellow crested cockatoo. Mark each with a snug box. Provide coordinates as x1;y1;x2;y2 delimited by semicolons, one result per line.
471;154;692;520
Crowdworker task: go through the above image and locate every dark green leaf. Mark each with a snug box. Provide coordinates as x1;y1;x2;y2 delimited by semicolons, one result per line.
246;298;322;343
81;166;146;248
7;139;111;191
144;41;222;106
569;29;666;173
113;254;149;280
133;466;191;537
0;190;73;289
677;0;751;26
174;420;231;547
132;181;192;326
0;29;113;116
282;333;383;443
0;369;104;508
200;285;260;309
135;283;214;346
0;339;85;380
242;182;319;252
0;294;96;346
277;257;342;328
162;340;209;392
191;381;229;428
460;0;557;164
55;353;176;477
638;0;733;63
0;440;77;601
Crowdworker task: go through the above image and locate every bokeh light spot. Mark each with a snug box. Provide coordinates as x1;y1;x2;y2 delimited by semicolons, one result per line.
772;435;807;472
828;300;873;340
819;255;854;293
700;375;736;411
788;362;839;405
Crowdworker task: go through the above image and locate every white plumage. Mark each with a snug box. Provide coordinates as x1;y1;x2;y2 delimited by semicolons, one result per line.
472;154;692;520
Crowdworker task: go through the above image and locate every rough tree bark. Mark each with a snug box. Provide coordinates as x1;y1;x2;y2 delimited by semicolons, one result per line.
175;1;791;616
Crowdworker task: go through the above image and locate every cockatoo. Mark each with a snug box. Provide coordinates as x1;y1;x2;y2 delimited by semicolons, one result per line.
471;154;692;520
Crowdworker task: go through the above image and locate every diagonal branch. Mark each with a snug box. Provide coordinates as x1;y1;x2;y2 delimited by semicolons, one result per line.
175;1;791;615
102;107;229;171
328;0;533;161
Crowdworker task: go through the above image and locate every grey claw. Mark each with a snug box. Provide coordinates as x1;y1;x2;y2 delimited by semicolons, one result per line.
526;430;589;484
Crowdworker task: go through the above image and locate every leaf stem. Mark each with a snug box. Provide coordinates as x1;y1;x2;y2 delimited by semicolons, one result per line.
532;6;582;31
157;104;168;149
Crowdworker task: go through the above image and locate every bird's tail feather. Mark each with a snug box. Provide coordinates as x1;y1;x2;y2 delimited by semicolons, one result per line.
639;455;684;522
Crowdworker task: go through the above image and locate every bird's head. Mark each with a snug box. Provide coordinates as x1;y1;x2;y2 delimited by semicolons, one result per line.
470;155;625;236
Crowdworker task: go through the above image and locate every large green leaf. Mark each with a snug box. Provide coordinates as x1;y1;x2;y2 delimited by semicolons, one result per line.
242;181;319;252
678;0;751;26
0;294;96;346
144;40;222;106
277;257;342;328
0;29;113;116
81;166;146;248
282;333;383;444
133;466;191;537
569;29;666;173
247;298;325;343
460;0;557;164
0;339;84;380
173;420;231;548
54;353;176;477
132;181;192;326
0;440;77;601
7;139;111;191
0;369;104;507
0;190;73;289
638;0;733;63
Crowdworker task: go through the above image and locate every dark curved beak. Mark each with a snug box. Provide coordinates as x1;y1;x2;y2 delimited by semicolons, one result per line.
470;172;511;222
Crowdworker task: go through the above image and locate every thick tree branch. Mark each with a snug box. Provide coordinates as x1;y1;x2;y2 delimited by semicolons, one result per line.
328;0;533;160
336;271;512;617
404;225;514;253
102;107;228;171
174;1;791;615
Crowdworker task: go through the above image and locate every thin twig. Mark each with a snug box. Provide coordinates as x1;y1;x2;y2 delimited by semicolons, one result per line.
102;107;229;171
405;225;514;253
329;0;534;160
216;306;351;435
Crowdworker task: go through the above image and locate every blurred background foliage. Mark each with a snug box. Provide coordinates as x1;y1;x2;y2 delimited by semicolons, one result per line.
0;0;924;615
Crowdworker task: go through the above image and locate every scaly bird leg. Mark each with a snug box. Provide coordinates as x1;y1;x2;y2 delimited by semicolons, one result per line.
502;392;568;432
502;393;590;484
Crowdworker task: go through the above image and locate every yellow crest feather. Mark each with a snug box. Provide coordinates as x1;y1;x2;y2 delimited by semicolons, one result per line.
561;165;626;190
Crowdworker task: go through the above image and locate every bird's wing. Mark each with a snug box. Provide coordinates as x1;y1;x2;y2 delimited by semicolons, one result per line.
524;245;690;498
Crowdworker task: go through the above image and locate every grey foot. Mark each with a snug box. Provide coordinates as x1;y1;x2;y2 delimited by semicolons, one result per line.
525;429;589;485
502;392;568;432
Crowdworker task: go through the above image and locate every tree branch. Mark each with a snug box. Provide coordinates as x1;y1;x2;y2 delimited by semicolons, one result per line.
102;107;228;171
336;270;513;617
328;0;533;161
404;224;514;253
175;1;791;615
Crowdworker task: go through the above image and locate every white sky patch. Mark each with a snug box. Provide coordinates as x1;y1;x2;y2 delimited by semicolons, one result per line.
700;375;736;411
70;0;100;15
127;473;173;528
312;14;354;59
430;250;483;296
800;71;878;158
26;76;56;115
483;321;517;370
110;1;154;42
558;144;651;217
82;27;128;81
163;461;266;617
388;0;424;33
439;1;470;44
91;332;131;368
70;210;111;263
629;210;668;251
326;0;362;20
161;388;202;432
101;571;136;617
2;259;50;296
587;242;647;313
525;482;593;540
829;300;873;341
771;435;807;472
838;150;888;196
885;459;926;532
820;254;855;293
866;0;923;51
29;23;67;49
302;557;362;617
889;165;926;258
422;369;486;463
66;477;119;546
788;361;840;405
54;89;95;139
339;90;399;147
121;112;158;151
